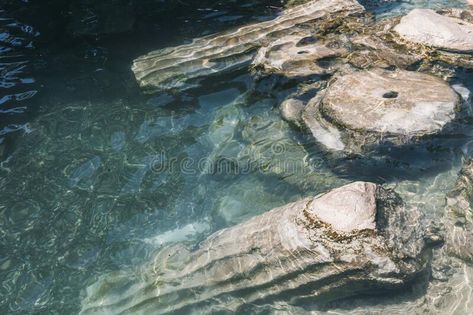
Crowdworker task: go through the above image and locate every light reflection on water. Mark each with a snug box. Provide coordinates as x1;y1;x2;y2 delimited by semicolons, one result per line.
0;0;472;313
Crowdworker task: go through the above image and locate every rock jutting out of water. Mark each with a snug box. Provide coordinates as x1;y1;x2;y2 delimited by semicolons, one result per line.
301;69;461;152
131;0;364;92
132;3;473;95
394;8;473;52
80;181;434;314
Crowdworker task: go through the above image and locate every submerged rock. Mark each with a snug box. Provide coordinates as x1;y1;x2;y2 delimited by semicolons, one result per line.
252;32;349;78
80;181;432;314
394;8;473;52
280;98;306;128
132;0;364;92
302;69;460;152
446;159;473;263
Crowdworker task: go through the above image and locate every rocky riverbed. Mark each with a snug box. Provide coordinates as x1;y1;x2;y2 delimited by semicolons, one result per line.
77;0;473;314
1;0;473;314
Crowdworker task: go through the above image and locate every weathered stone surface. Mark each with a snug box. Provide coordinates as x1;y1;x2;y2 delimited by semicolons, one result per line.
280;98;305;127
349;33;423;69
80;181;432;314
394;9;473;52
302;69;460;151
132;0;364;92
252;32;348;77
311;182;377;232
446;159;473;263
322;69;458;135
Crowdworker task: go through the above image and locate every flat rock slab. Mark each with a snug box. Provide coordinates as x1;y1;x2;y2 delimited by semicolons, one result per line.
394;9;473;52
321;69;459;136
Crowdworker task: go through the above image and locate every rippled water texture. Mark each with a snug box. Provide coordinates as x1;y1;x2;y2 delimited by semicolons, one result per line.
0;0;471;313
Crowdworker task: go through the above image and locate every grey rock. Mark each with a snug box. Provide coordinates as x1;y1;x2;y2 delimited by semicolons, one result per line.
302;69;460;152
132;0;364;92
394;9;473;52
80;181;432;314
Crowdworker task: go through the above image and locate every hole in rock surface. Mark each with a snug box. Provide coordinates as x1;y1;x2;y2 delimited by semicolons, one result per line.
296;36;317;46
383;91;399;99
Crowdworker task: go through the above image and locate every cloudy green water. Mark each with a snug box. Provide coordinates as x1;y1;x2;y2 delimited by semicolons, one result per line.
0;1;471;313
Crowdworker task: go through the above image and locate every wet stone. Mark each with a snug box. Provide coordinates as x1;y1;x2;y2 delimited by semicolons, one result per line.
80;182;432;314
302;69;460;151
132;0;364;92
252;32;348;78
445;159;473;263
280;98;305;127
394;9;473;52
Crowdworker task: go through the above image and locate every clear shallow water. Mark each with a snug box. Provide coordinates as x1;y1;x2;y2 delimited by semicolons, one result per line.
0;0;472;313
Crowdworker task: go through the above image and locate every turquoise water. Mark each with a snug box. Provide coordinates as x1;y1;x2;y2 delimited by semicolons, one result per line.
0;0;471;313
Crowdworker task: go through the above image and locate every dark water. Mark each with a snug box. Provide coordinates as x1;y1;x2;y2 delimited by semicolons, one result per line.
0;0;470;314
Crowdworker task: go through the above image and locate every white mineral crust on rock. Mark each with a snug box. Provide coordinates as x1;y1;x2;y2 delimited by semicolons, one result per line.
302;69;460;151
394;8;473;52
322;69;459;135
309;181;377;232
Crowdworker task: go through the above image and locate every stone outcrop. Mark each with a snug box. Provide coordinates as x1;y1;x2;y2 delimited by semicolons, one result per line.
446;159;473;263
131;0;364;92
301;69;460;152
132;4;473;93
252;31;349;78
80;181;433;314
394;9;473;52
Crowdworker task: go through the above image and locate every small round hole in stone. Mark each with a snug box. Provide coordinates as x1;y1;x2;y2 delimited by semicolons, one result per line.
383;91;398;99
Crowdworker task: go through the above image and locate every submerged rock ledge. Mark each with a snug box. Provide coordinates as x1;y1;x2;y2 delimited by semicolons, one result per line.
132;0;364;92
80;182;432;314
